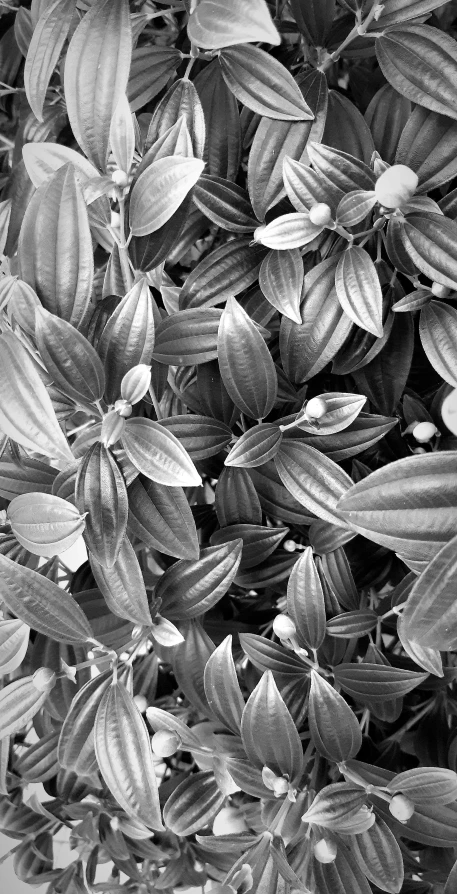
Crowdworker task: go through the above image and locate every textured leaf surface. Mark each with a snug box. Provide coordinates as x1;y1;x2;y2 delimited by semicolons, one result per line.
309;670;362;762
75;442;128;568
24;0;74;121
241;670;304;781
218;296;277;420
155;541;242;620
121;418;202;487
187;0;280;49
275;440;353;526
219;45;314;121
130;157;205;237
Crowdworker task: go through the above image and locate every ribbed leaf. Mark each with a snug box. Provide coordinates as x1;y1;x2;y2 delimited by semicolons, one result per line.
225;423;283;468
286;547;326;650
259;249;303;324
128;45;181;112
171;620;215;714
179;238;267;310
210;524;288;571
349;817;404;894
155;541;242;620
187;0;280;49
419;300;457;388
335;246;383;337
401;533;457;650
128;476;199;560
203;636;245;736
193;175;258;233
218;296;278;419
153;308;221;365
75;442;128;568
24;0;74;121
0;619;30;676
121;418;202;487
334;662;428;703
58;670;112;778
219;45;314;121
0;553;93;643
7;492;85;557
396;106;457;192
64;0;132;171
94;679;163;830
159;415;232;460
275;440;353;526
387;767;457;806
402;213;457;288
308;670;362;762
35;307;105;407
241;670;304;782
282;392;367;437
22;142;99;189
163;771;224;835
15;730;60;783
90;537;152;627
0;676;49;741
194;59;241;182
130;157;205;236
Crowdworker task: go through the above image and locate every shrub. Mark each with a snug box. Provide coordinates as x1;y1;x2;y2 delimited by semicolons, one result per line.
1;0;457;892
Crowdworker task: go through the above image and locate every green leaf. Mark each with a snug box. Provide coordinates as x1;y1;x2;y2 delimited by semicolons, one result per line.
348;817;403;894
219;45;314;121
95;679;163;830
0;619;30;676
376;24;457;122
419;300;457;388
337;451;457;563
0;676;50;741
275;440;353;527
0;553;93;643
259;249;304;324
35;307;105;407
128;476;199;560
322;89;375;164
334;662;428;703
187;0;280;49
24;0;74;121
387;767;457;806
159;415;233;460
7;492;85;558
335;246;383;337
204;635;245;736
241;670;304;782
218;296;278;419
215;466;262;526
287;548;326;651
163;771;225;835
225;423;283;469
155;541;242;620
18;164;94;325
396;106;457;192
90;537;152;627
129;157;205;237
401;213;457;288
75;442;128;568
302;783;367;829
64;0;132;171
152;308;221;365
0;330;74;469
121;418;202;487
309;670;362;762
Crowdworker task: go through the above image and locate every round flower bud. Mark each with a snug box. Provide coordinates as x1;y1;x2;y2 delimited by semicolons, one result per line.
114;399;133;418
309;203;333;227
431;282;450;299
101;409;126;447
305;397;328;420
120;365;151;405
111;169;130;188
151;730;181;758
374;164;419;209
273;777;290;797
314;838;338;864
283;540;296;553
412;421;438;443
273;614;297;639
389;793;415;822
32;667;57;693
133;694;148;713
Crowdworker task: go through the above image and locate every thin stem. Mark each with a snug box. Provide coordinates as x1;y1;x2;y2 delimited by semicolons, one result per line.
148;383;162;420
117;196;134;290
319;3;384;72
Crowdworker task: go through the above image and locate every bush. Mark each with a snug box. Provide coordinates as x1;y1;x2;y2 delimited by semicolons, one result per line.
2;0;457;892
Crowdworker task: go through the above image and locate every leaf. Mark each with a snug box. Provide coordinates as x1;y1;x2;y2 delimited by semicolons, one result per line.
287;548;326;651
145;706;202;750
376;24;457;122
218;296;278;420
314;842;373;894
7;492;85;558
401;212;457;288
0;553;93;643
127;45;181;113
0;330;74;469
308;670;362;763
24;0;74;121
349;817;403;894
121;418;202;487
302;783;367;828
254;211;323;250
401;533;457;650
210;524;288;571
396;613;443;677
15;730;60;783
90;537;152;627
171;620;215;714
128;476;199;560
109;93;134;175
194;59;241;182
335;246;383;337
159;415;233;460
337;451;457;563
396;106;457;193
334;662;428;704
322;90;374;164
215;467;262;526
283;155;344;213
155;541;243;620
75;442;128;568
0;676;50;741
152;308;221;365
419;300;457;388
58;670;112;778
163;771;225;836
275;440;353;527
241;670;304;782
179;238;267;310
35;307;105;407
22;142;100;189
146;78;205;159
307;142;376;193
192;175;258;233
219;45;314;121
259;249;303;324
187;0;280;49
326;610;378;638
18;164;94;325
204;636;245;736
284;392;367;436
365;84;411;166
225;423;283;468
375;0;450;27
129;157;205;237
350;311;414;416
387;767;457;806
94;679;163;830
0;619;30;676
64;0;132;171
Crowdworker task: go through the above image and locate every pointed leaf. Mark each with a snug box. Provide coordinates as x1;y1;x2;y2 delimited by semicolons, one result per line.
158;415;232;460
95;679;163;830
204;636;245;736
0;619;30;676
286;547;326;651
302;783;367;828
259;249;303;324
225;423;283;469
179;238;267;310
419;300;457;388
130;157;205;237
58;670;112;778
192;175;258;233
308;669;362;762
24;0;74;121
64;0;132;171
171;620;215;715
334;662;428;703
155;541;243;621
349;817;404;894
22;142;100;189
275;440;353;527
187;0;280;49
127;46;181;112
241;670;304;782
163;771;224;835
7;492;85;557
219;45;314;121
0;676;50;741
152;308;221;365
218;296;277;420
121;418;202;487
128;476;199;560
35;307;105;406
109;93;135;175
75;442;128;568
402;212;457;288
401;532;457;650
335;246;383;337
90;537;152;627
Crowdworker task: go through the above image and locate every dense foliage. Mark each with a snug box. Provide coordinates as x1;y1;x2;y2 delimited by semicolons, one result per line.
3;0;457;892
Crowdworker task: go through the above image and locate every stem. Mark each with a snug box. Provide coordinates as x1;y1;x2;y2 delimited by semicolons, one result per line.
118;196;134;290
148;383;162;420
319;3;384;72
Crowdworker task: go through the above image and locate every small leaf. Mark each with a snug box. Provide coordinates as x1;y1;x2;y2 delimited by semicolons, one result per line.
192;175;258;233
75;442;128;568
335;246;383;337
35;307;105;407
349;817;404;894
0;619;30;676
24;0;74;122
129;157;205;236
302;783;366;828
155;541;243;620
22;142;99;189
402;213;457;288
218;296;277;420
95;679;163;830
287;547;326;651
58;670;112;778
121;418;202;487
219;45;314;121
285;392;367;436
187;0;280;49
225;423;283;468
241;670;304;782
308;670;362;762
204;636;245;735
109;93;135;175
7;492;85;558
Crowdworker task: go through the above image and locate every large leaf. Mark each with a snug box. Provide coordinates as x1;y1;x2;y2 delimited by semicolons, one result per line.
18;163;94;325
225;423;283;469
376;25;457;122
396;106;457;192
7;492;85;558
308;670;362;763
275;440;353;527
419;299;457;388
64;0;132;171
90;537;152;627
192;175;258;233
215;466;262;526
0;619;30;676
219;45;314;121
163;771;224;836
24;0;74;121
152;308;221;365
155;541;242;620
146;78;205;159
337;452;457;563
75;442;128;568
94;679;163;830
401;533;457;650
179;238;267;310
35;306;105;407
171;620;215;715
121;418;202;487
0;553;93;644
0;330;74;469
241;670;304;782
58;671;112;778
287;548;326;651
334;662;428;703
401;212;457;288
203;636;245;736
187;0;280;49
128;476;199;560
129;157;205;237
217;296;278;420
22;142;100;189
349;817;404;894
335;246;383;337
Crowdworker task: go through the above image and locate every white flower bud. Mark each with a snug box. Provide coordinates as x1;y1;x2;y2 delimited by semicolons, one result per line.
389;793;415;822
412;421;438;443
305;397;328;420
151;729;181;758
111;169;130;188
374;165;419;209
32;667;57;693
309;203;333;227
314;837;338;863
273;614;297;639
